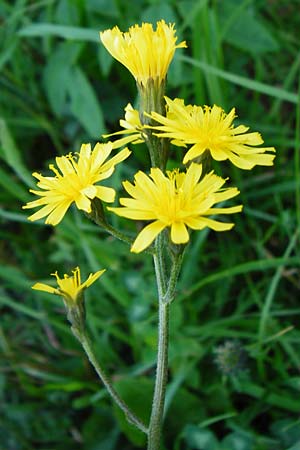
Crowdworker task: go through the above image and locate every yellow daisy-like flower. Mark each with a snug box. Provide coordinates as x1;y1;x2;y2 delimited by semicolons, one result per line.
100;20;187;86
149;97;276;170
32;267;105;305
23;142;131;226
103;103;146;149
109;163;242;253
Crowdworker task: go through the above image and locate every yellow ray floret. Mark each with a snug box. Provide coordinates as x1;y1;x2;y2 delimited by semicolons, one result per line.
149;97;276;170
108;163;242;253
32;267;105;304
103;103;146;149
23;142;131;226
100;20;187;86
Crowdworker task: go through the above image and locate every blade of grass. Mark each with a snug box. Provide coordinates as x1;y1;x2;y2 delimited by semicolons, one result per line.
295;71;300;229
179;55;298;103
0;294;45;320
270;52;300;118
18;23;100;42
0;119;34;187
236;380;300;412
199;412;237;428
0;166;29;202
179;256;300;302
218;0;253;41
257;230;299;378
164;359;198;417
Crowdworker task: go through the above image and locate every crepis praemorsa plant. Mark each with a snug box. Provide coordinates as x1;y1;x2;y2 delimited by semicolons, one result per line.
24;20;275;450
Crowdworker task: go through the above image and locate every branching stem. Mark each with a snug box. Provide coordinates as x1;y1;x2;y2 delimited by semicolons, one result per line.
147;239;183;450
76;329;148;434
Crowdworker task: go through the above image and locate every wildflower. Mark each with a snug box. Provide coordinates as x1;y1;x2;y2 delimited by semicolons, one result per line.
149;97;276;170
100;20;187;87
32;267;105;305
109;163;242;253
33;267;105;331
23;143;131;226
103;103;146;149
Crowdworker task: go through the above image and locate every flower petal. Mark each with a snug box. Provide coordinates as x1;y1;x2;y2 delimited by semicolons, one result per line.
108;206;155;220
27;203;61;222
81;185;98;199
95;185;115;203
204;205;243;215
131;221;165;253
170;222;189;244
32;283;57;294
75;193;91;212
45;201;71;225
81;269;106;289
196;217;235;231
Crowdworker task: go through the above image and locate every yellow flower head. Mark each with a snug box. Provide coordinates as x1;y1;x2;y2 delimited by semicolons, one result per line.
32;267;105;305
103;103;146;149
100;20;187;86
149;97;276;170
23;142;131;226
109;163;242;253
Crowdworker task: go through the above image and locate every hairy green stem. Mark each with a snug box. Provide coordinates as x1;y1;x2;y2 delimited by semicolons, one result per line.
147;242;183;450
147;284;169;450
88;199;154;255
162;252;184;304
76;329;148;434
102;221;136;246
154;233;168;294
102;221;155;255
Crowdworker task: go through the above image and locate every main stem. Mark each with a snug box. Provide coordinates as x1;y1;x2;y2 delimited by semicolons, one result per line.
147;273;169;450
147;236;171;450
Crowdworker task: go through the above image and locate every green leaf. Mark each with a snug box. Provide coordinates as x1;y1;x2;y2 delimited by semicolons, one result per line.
43;42;83;116
87;0;119;16
179;256;300;301
182;424;220;450
0;166;29;202
165;387;205;445
97;45;114;77
0;38;18;71
67;66;105;137
82;407;119;450
0;119;34;187
141;3;177;24
179;56;298;104
221;432;254;450
285;377;300;391
270;419;300;447
18;23;100;42
218;1;279;53
113;377;150;447
0;294;44;321
235;380;300;412
287;442;300;450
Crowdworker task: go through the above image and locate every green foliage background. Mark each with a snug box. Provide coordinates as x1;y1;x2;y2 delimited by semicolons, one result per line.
1;0;300;449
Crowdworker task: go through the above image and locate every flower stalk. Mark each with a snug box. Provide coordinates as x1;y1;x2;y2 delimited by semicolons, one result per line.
87;198;135;247
75;329;148;434
147;237;183;450
147;299;169;450
88;198;155;255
